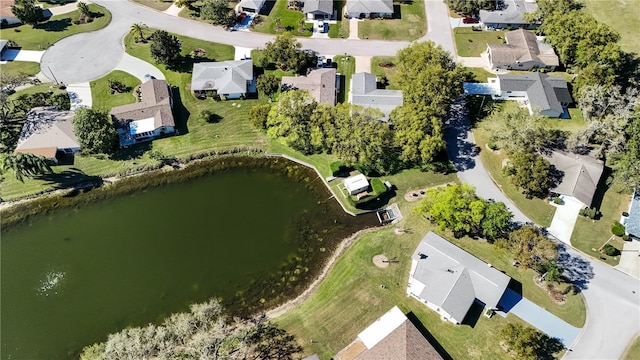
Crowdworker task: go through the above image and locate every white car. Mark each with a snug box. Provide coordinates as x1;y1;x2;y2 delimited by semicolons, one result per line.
317;20;326;33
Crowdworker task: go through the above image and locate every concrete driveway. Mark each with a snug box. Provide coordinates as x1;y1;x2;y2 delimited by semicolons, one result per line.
547;196;583;246
0;49;45;63
616;240;640;279
114;53;165;82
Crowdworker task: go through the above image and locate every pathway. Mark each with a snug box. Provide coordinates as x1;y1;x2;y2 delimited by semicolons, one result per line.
348;18;359;40
162;2;183;16
234;46;254;61
48;1;79;16
617;240;640;279
546;196;583;245
354;56;370;73
66;83;92;110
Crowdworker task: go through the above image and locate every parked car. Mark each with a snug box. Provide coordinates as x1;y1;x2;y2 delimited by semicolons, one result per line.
462;16;479;24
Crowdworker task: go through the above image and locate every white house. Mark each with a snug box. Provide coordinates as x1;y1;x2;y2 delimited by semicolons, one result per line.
191;60;254;100
236;0;266;14
14;107;80;164
344;174;369;195
345;0;394;18
407;232;511;324
110;79;175;147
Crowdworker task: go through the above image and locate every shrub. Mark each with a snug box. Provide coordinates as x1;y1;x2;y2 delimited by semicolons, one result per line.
602;243;619;256
579;207;599;219
553;197;563;205
611;221;626;237
487;141;498;150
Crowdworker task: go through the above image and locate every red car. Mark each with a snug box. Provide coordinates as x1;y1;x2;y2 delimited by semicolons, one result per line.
462;16;479;24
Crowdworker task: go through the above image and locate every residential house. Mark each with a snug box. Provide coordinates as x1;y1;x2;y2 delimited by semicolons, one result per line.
303;0;334;20
350;72;403;120
191;60;254;100
487;29;559;71
236;0;266;14
345;0;393;19
281;68;337;105
624;189;640;239
479;0;538;30
488;73;572;118
344;174;369;195
335;306;444;360
543;150;604;208
110;79;175;147
1;0;21;27
14;106;80;164
407;232;511;325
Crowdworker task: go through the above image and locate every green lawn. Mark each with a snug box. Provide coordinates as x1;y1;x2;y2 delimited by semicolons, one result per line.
131;0;173;11
90;71;141;110
370;56;401;90
252;0;313;37
0;4;111;50
454;27;505;57
0;61;41;77
581;0;640;55
358;1;426;40
334;55;354;103
570;183;630;266
623;334;640;360
327;0;349;39
466;67;496;83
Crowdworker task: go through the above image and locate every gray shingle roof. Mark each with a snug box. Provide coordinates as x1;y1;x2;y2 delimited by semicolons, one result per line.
14;106;79;156
191;60;253;94
543;150;604;207
303;0;333;15
488;29;559;67
497;72;572;116
628;190;640;238
479;0;538;25
237;0;264;12
410;232;511;323
346;0;393;15
110;79;174;129
351;72;402;119
281;68;337;105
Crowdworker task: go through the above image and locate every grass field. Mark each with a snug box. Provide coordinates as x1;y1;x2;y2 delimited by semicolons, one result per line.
581;0;640;55
370;56;400;90
454;27;505;57
252;0;313;37
328;1;349;39
0;61;41;77
0;4;111;50
131;0;173;11
358;1;426;40
334;55;354;103
623;334;640;360
466;67;495;83
90;71;141;110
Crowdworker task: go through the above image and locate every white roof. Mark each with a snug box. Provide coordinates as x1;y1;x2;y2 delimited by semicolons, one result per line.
357;306;406;349
343;174;369;192
130;117;156;134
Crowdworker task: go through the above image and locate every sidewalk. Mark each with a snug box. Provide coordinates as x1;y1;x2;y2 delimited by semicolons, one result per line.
163;2;183;16
348;18;359;40
616;240;640;279
354;56;370;73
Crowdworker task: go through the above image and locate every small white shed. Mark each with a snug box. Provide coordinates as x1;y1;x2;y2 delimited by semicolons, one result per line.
344;174;369;195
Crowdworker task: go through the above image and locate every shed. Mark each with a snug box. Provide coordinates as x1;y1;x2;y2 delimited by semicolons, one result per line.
344;174;369;195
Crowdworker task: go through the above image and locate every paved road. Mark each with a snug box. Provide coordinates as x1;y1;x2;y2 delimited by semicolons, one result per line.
445;99;640;359
421;0;456;55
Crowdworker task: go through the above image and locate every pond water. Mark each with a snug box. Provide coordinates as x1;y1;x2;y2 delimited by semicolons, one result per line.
1;159;377;359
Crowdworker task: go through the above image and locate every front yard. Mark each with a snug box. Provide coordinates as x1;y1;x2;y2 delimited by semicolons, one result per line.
251;0;313;37
454;27;505;57
357;1;425;40
370;56;400;90
90;70;141;110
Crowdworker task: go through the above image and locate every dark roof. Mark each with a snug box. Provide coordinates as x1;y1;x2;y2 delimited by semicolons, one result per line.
497;72;572;116
543;150;604;207
303;0;333;15
479;0;538;25
488;29;559;67
354;319;443;360
281;68;336;105
627;190;640;237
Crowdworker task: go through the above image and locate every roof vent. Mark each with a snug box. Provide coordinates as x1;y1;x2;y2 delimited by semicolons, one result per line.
446;269;454;273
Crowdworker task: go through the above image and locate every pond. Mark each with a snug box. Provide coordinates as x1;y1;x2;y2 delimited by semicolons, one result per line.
1;158;377;359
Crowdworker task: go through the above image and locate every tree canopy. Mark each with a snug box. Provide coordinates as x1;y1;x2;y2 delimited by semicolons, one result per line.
72;108;119;154
501;225;558;269
503;152;555;199
1;152;52;182
263;33;312;74
499;323;564;360
256;73;280;100
200;0;235;27
445;0;495;16
11;0;42;26
150;30;182;68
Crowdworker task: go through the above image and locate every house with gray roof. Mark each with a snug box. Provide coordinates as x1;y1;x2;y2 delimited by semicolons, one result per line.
350;72;402;120
110;79;175;147
281;68;337;105
14;106;80;164
543;150;604;208
303;0;334;20
487;29;559;71
407;232;511;324
191;60;254;100
479;0;538;30
624;189;640;239
335;306;444;360
1;0;22;27
345;0;393;18
489;72;572;118
236;0;265;13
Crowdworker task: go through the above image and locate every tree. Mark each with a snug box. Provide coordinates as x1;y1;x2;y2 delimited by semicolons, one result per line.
0;71;30;94
266;89;317;153
445;0;495;16
499;323;564;360
11;0;42;26
481;200;514;241
150;30;182;68
507;226;558;269
1;153;52;182
129;23;148;43
200;0;235;27
612;108;640;189
503;152;554;199
263;33;310;74
256;73;280;100
72;108;119;154
249;103;272;130
77;1;91;17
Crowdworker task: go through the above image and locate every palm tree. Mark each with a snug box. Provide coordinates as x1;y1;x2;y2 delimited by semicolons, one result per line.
2;153;53;182
77;2;91;17
274;17;282;32
298;18;306;32
129;23;149;43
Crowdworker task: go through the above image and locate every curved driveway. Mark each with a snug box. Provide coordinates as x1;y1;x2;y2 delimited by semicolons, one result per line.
39;1;639;358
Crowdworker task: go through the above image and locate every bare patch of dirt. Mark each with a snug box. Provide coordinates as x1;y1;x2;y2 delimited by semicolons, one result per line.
373;254;389;268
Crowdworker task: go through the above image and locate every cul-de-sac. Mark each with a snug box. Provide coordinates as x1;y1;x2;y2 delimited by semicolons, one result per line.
1;0;639;359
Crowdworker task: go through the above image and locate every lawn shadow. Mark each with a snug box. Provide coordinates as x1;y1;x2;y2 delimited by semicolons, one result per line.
354;188;397;211
405;312;454;360
589;166;613;211
336;74;346;103
461;300;484;328
259;0;276;16
34;18;72;32
109;141;152;161
36;168;103;191
392;4;402;19
172;86;190;135
556;244;594;291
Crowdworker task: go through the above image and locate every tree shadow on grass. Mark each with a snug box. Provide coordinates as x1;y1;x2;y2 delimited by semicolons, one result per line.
34;18;72;32
354;189;397;211
406;312;454;360
556;244;594;291
109;141;152;161
36;168;103;192
171;86;190;135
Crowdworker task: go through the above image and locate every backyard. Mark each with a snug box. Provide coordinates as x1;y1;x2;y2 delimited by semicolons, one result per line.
454;27;505;57
0;4;112;50
357;1;426;40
